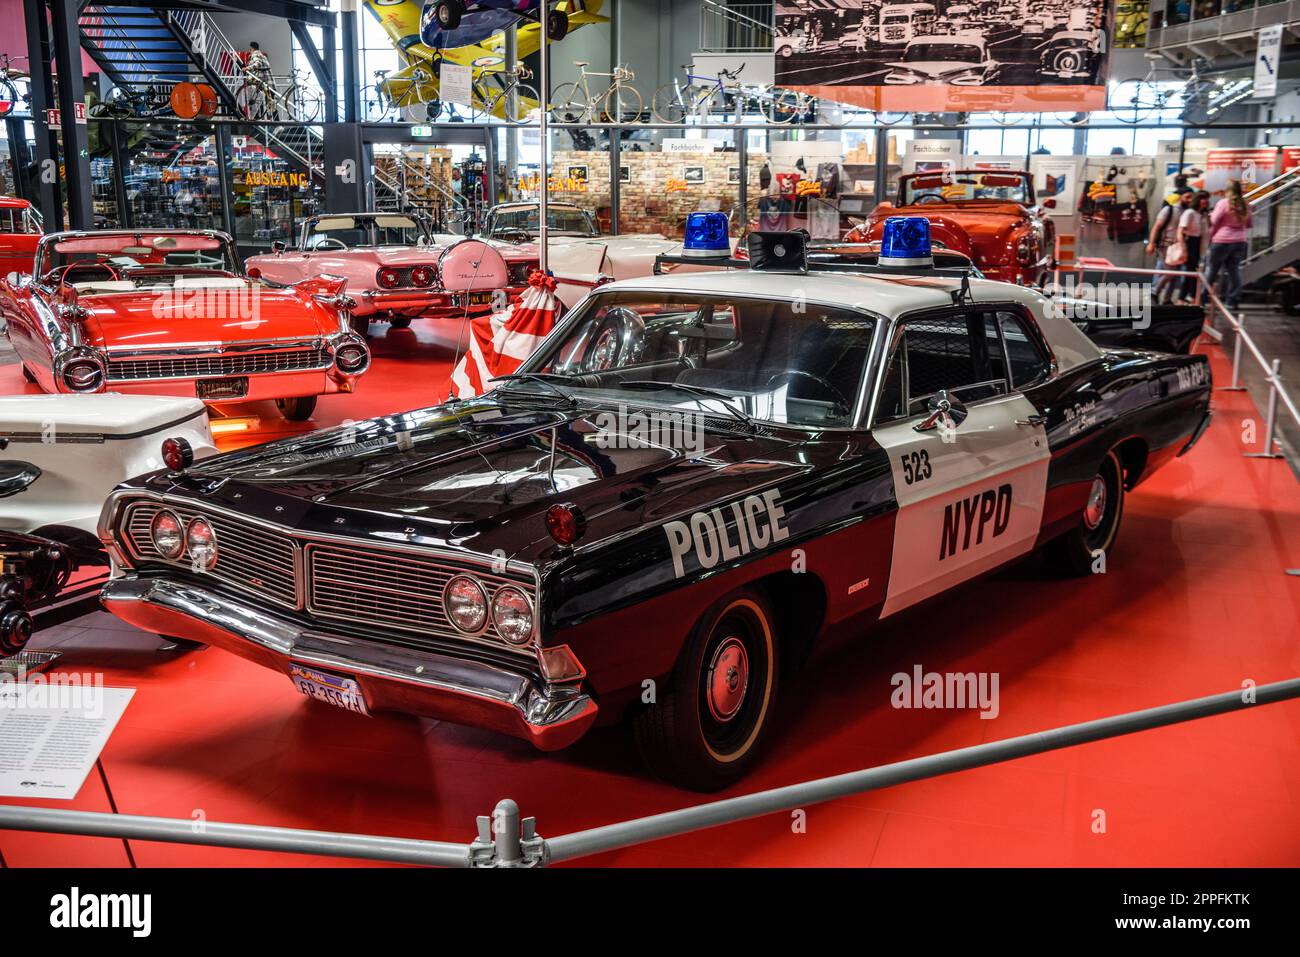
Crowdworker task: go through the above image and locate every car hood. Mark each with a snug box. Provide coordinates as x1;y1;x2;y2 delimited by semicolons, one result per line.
76;283;339;347
181;396;812;562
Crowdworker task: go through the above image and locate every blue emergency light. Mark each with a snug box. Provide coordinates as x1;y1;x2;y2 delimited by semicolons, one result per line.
682;211;731;258
879;216;934;268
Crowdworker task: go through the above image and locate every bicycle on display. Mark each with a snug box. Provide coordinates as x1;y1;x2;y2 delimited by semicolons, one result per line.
432;64;540;124
363;63;459;123
551;62;643;124
652;62;746;123
0;54;31;117
1109;56;1216;126
89;84;171;119
236;68;323;123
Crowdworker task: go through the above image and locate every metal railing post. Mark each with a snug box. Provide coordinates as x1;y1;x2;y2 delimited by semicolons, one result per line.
468;799;546;867
1219;311;1247;392
1245;359;1285;459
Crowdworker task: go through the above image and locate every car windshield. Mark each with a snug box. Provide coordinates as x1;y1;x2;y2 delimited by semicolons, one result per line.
0;207;38;233
905;43;982;62
304;215;425;249
38;233;239;289
490;206;595;238
516;291;878;428
902;172;1031;204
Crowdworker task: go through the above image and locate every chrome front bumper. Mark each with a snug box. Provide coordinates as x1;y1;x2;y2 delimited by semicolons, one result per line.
101;576;598;750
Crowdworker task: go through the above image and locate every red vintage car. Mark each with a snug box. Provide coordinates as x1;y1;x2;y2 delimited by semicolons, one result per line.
245;212;538;335
0;197;42;277
850;170;1056;286
0;229;369;421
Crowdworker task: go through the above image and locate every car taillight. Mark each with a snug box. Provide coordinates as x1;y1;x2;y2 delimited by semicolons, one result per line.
334;340;370;374
377;267;402;289
1016;236;1037;265
411;265;435;287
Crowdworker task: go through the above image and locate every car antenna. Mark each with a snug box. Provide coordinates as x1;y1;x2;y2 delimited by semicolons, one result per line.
951;273;973;305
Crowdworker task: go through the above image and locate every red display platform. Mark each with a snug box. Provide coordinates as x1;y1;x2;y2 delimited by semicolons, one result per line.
1;323;1297;868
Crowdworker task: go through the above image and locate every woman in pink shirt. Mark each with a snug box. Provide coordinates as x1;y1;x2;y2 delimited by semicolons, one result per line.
1200;180;1253;310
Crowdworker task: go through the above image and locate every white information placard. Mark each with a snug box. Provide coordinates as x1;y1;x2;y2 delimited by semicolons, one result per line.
0;682;134;799
440;62;473;108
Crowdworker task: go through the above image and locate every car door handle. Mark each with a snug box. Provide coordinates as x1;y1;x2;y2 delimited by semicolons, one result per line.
1015;414;1048;427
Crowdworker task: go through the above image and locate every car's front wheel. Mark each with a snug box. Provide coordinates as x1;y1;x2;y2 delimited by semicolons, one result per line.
633;589;779;791
275;396;318;422
1046;449;1126;576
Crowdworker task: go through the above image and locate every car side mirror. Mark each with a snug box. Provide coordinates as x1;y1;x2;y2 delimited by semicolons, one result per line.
914;389;969;433
272;240;287;254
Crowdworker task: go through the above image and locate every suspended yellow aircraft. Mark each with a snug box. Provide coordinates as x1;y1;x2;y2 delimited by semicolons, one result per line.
361;0;607;118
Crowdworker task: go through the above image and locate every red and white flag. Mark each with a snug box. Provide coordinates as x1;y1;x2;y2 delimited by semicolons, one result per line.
449;270;559;399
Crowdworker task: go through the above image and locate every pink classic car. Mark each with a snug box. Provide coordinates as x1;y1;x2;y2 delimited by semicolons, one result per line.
245;212;538;335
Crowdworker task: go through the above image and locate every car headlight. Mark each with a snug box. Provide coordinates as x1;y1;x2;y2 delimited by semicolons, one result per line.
186;518;218;570
444;575;488;633
491;586;533;645
150;509;186;560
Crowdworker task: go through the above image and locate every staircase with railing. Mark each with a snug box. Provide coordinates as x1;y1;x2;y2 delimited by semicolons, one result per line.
79;4;323;178
1243;166;1300;284
372;154;460;232
699;0;773;53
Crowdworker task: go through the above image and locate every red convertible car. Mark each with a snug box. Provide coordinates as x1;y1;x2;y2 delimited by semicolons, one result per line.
0;197;42;277
0;229;369;421
245;212;538;335
849;170;1056;286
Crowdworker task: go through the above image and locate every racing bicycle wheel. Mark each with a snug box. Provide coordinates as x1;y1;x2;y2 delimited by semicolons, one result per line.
651;84;687;123
764;88;802;124
275;396;318;422
549;82;588;123
633;588;780;791
603;83;643;124
1046;449;1126;576
493;83;539;122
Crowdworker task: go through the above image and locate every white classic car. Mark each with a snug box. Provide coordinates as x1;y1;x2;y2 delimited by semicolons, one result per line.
473;202;737;312
0;393;215;655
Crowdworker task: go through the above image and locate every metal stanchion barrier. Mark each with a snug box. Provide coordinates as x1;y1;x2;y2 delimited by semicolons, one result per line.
2;678;1298;867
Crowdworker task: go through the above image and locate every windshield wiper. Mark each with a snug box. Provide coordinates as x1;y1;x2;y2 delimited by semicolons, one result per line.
490;372;579;405
616;380;755;430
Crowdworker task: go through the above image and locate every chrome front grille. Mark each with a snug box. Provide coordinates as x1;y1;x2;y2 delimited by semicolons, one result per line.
123;501;299;608
107;347;331;381
306;543;526;649
117;499;535;654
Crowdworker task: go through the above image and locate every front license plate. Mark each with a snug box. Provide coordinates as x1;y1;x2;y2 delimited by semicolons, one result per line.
196;377;249;400
454;290;496;306
289;664;369;715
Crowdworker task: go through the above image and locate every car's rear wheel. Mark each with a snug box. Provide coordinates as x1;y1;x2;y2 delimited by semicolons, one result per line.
1046;449;1125;576
20;364;35;383
350;315;371;337
389;315;413;330
275;396;318;422
633;588;779;791
158;634;207;651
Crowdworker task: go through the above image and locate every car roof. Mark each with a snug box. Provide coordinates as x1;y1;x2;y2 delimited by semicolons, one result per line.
596;269;1102;371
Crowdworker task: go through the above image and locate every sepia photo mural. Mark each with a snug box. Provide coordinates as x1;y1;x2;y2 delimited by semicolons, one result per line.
774;0;1112;113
